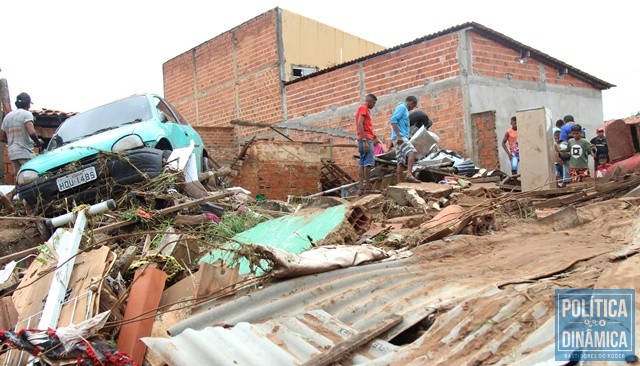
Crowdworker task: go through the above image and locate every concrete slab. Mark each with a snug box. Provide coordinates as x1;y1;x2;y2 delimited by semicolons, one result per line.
385;186;427;207
516;107;555;191
396;182;454;199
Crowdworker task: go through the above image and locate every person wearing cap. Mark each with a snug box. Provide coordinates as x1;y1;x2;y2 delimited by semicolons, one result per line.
0;92;44;173
590;126;608;171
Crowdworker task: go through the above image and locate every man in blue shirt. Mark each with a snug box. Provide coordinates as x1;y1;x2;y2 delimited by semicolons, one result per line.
390;95;419;183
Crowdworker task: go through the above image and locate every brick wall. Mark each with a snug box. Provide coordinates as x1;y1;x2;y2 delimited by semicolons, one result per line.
470;32;594;89
232;140;332;199
194;126;238;165
285;34;461;121
163;19;607;187
283;34;465;172
163;9;282;133
472;111;499;170
163;52;196;123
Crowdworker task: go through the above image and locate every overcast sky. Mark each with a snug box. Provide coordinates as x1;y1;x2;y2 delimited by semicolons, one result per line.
1;1;637;121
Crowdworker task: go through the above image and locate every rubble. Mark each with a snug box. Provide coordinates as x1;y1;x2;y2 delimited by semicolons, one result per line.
1;143;640;365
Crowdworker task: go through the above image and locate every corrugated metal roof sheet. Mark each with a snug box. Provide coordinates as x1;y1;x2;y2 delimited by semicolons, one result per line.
169;223;619;338
153;208;640;365
144;310;400;366
200;204;369;275
286;22;614;90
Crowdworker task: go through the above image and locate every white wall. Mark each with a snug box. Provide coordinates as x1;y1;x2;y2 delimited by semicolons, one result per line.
467;79;603;174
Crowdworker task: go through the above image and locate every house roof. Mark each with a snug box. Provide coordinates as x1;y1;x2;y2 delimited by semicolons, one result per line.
31;108;77;119
31;108;77;128
286;21;615;90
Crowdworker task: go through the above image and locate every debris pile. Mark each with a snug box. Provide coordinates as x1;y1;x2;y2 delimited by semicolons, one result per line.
1;151;640;365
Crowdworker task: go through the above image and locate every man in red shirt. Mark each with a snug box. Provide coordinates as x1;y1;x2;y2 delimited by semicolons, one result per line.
355;94;377;194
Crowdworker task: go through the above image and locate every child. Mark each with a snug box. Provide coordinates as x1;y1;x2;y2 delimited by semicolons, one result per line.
567;124;592;182
594;154;612;177
552;128;565;187
373;135;387;155
590;127;608;172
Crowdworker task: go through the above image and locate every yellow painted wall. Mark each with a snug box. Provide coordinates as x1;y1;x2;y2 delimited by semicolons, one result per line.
280;9;385;81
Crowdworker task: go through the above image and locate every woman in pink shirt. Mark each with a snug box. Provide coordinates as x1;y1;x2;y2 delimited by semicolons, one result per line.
373;135;386;155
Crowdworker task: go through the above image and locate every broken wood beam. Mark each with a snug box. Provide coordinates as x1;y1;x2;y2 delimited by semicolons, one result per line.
301;314;403;366
0;246;39;267
533;191;588;209
0;216;47;222
308;173;395;198
467;176;501;183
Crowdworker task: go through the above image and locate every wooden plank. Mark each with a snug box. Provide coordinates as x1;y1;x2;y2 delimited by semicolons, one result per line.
467;176;501;183
0;297;18;330
533;191;587;209
302;314;403;366
117;267;167;365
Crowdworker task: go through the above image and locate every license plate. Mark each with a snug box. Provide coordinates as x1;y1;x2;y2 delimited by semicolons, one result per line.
56;167;97;192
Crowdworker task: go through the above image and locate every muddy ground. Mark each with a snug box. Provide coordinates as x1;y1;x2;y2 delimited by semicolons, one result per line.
0;220;42;258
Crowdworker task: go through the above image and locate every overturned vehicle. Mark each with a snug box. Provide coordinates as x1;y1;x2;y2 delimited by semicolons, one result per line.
16;94;208;219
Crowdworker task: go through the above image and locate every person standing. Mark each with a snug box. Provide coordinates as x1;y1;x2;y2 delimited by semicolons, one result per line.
558;115;578;184
590;127;608;172
0;92;44;173
552;128;565;187
390;96;420;183
355;94;377;194
565;124;592;183
501;116;519;175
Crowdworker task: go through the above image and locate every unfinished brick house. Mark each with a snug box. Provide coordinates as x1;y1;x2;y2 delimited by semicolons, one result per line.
163;8;614;198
